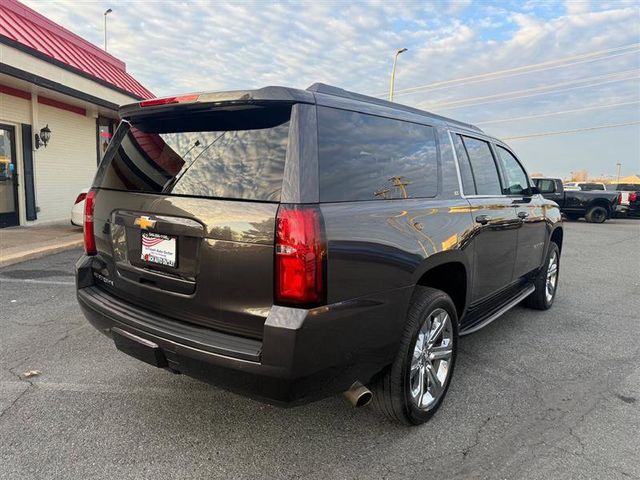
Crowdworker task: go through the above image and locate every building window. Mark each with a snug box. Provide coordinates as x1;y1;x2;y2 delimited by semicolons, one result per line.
97;117;116;164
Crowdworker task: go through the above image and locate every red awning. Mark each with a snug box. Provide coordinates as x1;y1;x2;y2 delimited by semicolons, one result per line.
0;0;154;100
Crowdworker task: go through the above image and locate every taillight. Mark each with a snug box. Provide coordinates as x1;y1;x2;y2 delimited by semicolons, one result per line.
275;205;326;306
629;192;638;203
83;189;97;255
139;94;199;107
74;192;87;205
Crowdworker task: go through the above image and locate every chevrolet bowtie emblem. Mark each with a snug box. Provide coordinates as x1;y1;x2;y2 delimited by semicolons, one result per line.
134;216;156;230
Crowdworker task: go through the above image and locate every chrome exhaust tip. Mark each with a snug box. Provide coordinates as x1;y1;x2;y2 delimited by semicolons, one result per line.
343;381;373;408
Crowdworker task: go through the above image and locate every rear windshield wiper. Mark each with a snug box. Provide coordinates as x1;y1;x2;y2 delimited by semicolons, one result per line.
162;133;225;193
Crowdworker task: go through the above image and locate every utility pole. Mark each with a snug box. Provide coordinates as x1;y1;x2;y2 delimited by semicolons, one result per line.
389;48;407;102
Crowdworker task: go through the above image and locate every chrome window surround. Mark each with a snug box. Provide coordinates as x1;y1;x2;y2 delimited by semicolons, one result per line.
447;129;534;200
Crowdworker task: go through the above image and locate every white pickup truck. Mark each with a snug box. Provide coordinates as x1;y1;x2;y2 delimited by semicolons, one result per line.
606;183;640;217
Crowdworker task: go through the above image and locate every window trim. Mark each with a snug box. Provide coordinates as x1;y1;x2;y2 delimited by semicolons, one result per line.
316;106;442;203
448;129;505;199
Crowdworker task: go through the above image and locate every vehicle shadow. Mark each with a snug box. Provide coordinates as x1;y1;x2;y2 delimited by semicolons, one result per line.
100;321;531;479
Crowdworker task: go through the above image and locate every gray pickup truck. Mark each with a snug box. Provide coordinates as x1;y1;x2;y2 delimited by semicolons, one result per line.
533;177;620;223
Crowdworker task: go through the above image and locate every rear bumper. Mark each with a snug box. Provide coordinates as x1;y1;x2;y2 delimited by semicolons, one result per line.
76;255;411;405
614;205;629;213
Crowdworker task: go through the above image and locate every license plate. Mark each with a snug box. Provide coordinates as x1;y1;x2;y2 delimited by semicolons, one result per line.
141;232;177;267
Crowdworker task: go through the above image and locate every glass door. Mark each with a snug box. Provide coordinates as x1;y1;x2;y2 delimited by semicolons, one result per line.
0;124;19;228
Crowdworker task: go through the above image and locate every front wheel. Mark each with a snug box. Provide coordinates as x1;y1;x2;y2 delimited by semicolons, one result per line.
524;242;560;310
370;287;458;425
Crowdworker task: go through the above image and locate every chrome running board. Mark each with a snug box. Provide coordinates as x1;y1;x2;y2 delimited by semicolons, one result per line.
460;285;535;336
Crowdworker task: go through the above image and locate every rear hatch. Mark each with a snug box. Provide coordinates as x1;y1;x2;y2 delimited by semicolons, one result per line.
89;101;294;340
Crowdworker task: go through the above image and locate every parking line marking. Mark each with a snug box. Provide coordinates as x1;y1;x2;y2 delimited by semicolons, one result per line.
0;277;74;286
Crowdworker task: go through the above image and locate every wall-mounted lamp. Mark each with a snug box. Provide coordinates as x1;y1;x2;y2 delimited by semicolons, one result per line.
34;124;52;149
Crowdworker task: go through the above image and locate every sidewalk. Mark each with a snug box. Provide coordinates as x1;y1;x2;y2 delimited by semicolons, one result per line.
0;223;83;267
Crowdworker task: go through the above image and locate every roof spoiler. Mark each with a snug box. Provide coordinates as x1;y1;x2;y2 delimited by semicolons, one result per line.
119;86;314;118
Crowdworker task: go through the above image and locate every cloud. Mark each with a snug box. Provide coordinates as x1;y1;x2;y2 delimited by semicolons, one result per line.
565;0;591;15
20;0;640;177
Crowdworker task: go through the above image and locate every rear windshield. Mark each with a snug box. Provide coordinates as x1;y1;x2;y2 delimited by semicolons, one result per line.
94;105;291;202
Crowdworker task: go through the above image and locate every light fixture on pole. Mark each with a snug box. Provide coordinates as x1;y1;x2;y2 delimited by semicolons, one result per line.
389;47;408;102
616;162;622;183
104;8;113;52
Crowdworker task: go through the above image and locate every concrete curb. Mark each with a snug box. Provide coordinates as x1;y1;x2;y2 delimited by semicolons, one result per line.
0;239;83;268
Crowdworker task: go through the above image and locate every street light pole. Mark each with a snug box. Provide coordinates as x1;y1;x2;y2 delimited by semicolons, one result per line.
389;47;407;102
104;8;112;52
616;162;622;183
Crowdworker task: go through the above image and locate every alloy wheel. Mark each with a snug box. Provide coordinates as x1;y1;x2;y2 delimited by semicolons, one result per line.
546;250;558;303
409;308;453;411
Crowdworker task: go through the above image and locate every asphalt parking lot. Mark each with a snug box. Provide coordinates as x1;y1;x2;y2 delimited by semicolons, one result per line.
1;219;638;480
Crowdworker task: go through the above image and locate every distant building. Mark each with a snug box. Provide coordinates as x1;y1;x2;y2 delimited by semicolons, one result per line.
0;0;153;228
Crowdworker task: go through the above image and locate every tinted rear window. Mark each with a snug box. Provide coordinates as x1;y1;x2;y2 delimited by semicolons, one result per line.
460;136;502;195
95;105;291;201
451;133;477;195
535;178;556;194
317;107;438;202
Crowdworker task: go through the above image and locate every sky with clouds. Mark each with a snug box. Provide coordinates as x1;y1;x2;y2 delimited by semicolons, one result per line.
24;0;640;178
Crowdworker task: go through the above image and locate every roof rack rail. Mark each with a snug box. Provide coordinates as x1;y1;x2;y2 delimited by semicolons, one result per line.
306;83;482;133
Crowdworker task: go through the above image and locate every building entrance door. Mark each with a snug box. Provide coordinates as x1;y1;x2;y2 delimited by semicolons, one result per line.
0;124;19;228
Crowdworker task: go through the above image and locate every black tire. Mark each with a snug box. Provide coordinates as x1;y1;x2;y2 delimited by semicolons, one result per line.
585;206;607;223
523;242;560;310
370;287;458;425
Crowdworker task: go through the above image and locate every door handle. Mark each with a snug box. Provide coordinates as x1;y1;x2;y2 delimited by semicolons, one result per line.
475;214;491;225
517;211;529;219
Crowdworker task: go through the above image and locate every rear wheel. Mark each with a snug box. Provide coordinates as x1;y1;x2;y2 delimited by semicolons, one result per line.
585;206;607;223
370;287;458;425
524;242;560;310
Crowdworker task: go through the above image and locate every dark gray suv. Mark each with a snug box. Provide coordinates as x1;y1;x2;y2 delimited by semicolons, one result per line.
76;83;563;425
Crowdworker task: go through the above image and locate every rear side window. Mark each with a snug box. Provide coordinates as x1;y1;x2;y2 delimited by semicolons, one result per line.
535;179;556;194
95;105;291;201
317;107;438;202
460;136;502;195
496;146;529;195
451;134;477;195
